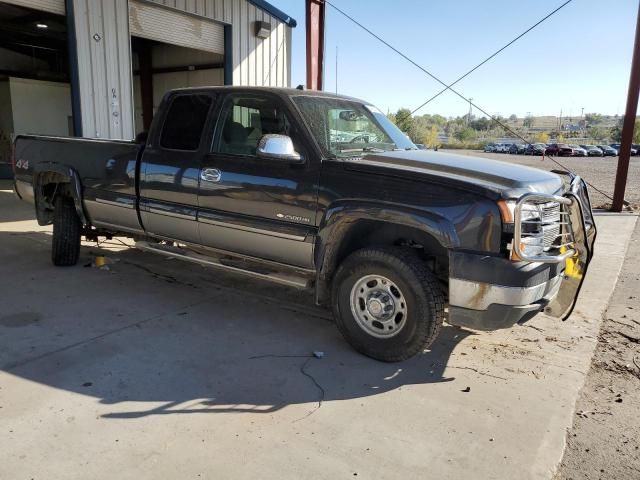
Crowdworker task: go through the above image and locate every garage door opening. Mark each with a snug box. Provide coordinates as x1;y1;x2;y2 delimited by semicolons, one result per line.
0;2;71;177
131;38;224;137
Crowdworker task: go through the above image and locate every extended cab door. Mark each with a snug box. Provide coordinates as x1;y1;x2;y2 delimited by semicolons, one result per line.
197;92;319;268
139;92;215;243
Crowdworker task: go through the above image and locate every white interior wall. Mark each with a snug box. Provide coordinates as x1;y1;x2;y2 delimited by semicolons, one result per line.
132;43;223;134
8;77;72;136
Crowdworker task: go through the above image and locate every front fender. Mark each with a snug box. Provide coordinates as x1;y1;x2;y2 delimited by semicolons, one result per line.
314;200;459;304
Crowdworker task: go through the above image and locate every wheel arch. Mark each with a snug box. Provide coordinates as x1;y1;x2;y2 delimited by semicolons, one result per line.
314;202;457;305
32;164;87;226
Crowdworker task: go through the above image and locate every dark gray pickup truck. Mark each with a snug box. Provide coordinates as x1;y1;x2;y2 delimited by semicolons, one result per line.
13;87;596;362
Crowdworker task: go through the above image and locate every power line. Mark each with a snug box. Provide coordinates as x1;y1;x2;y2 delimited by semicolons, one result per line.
396;0;573;122
325;0;621;203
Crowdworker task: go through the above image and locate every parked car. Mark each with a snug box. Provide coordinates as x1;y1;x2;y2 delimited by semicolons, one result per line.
508;144;526;155
415;143;427;150
610;143;638;156
579;145;603;157
524;143;547;155
496;143;513;153
545;143;574;156
12;86;597;362
597;145;617;156
570;145;587;157
484;143;497;152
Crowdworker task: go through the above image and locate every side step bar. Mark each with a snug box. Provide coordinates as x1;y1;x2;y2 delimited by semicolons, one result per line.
135;241;312;289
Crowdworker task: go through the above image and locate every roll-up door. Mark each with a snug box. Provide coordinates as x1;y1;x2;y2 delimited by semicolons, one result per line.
1;0;64;15
129;0;224;54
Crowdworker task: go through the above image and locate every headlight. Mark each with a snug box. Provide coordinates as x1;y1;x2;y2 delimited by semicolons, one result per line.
497;199;542;224
498;200;545;259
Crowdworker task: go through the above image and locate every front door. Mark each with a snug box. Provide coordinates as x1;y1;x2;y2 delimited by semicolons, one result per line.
197;92;319;268
139;92;214;243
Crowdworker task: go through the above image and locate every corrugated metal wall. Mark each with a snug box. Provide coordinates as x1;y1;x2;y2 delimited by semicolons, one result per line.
146;0;291;87
1;0;64;14
71;0;135;139
129;0;224;54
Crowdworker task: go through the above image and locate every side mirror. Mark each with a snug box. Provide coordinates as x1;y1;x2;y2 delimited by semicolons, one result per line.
256;134;303;163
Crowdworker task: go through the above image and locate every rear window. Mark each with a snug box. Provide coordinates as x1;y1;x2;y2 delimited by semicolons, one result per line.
160;94;213;150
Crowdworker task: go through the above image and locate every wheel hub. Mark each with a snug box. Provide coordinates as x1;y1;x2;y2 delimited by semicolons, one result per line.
350;275;408;338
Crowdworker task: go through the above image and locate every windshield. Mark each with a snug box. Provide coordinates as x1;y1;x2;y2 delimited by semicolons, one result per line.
292;96;416;158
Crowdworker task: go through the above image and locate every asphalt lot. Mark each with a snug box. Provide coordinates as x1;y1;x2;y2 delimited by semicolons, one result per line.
451;150;640;210
0;181;637;479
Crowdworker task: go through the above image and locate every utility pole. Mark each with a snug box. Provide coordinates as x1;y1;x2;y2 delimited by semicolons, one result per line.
467;97;473;124
612;0;640;211
335;45;338;95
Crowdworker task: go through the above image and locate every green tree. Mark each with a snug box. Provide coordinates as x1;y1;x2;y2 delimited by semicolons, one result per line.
422;125;439;148
523;116;534;128
454;127;476;143
634;119;640;144
588;126;607;142
585;113;603;125
469;117;491;131
509;114;517;122
392;108;419;141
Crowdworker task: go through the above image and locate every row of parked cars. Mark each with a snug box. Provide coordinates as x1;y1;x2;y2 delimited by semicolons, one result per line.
484;142;637;157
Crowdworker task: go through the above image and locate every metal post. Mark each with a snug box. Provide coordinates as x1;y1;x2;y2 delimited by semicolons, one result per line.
306;0;325;90
612;1;640;211
65;0;82;137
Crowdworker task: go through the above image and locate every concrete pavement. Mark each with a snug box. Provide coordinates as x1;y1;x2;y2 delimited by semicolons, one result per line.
0;182;637;479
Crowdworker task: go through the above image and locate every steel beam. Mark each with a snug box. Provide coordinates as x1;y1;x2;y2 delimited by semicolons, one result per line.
612;1;640;211
305;0;325;90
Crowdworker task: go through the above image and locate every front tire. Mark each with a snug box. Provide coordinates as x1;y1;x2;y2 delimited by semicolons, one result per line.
52;196;81;266
331;247;445;362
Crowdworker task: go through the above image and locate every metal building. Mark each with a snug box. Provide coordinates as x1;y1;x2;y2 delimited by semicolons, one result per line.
0;0;295;150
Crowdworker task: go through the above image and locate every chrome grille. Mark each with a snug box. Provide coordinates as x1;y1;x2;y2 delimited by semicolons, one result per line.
513;194;576;263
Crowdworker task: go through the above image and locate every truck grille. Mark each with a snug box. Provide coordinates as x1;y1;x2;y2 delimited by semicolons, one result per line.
540;202;568;250
513;195;576;263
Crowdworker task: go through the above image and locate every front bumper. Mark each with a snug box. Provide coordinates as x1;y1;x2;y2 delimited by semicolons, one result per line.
447;175;596;331
447;253;563;330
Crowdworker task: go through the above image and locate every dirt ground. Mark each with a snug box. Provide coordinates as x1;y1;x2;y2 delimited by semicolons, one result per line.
555;217;640;479
451;150;640;210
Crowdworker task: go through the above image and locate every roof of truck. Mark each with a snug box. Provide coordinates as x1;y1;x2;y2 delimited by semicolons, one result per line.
167;86;367;104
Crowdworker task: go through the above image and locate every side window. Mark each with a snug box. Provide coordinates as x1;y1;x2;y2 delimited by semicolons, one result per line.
160;94;212;150
214;95;291;156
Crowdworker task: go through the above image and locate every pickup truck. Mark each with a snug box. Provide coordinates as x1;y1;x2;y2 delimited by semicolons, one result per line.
12;87;597;362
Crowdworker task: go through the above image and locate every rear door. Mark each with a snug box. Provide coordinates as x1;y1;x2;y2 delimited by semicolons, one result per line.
139;92;215;243
197;91;319;268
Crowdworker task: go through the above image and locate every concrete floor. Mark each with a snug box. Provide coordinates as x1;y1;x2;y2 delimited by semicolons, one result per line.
0;182;637;480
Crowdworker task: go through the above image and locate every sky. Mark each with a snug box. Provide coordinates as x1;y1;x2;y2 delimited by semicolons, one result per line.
273;0;639;118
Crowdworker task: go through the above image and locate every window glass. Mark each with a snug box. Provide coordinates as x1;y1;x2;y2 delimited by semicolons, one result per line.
160;94;212;150
215;95;291;155
292;96;415;158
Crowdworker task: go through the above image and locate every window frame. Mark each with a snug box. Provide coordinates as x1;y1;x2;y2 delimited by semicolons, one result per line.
210;92;296;157
158;92;215;152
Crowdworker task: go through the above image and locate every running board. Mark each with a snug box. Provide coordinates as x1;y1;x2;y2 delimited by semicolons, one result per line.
135;241;312;289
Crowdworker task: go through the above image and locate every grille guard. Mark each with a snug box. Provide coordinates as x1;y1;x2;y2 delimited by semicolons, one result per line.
514;175;597;320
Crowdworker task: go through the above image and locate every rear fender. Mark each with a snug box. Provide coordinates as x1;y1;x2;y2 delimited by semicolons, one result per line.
33;163;88;226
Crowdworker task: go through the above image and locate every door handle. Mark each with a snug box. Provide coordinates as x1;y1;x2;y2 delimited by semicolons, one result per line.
201;168;222;183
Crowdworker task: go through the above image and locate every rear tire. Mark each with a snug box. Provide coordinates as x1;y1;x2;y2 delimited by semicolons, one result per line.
331;247;445;362
52;197;81;266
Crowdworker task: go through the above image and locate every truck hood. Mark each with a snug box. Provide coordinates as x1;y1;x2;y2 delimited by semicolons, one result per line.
350;150;563;198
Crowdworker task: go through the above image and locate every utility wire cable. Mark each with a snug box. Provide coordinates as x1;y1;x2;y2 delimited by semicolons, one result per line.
325;0;621;204
395;0;573;122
